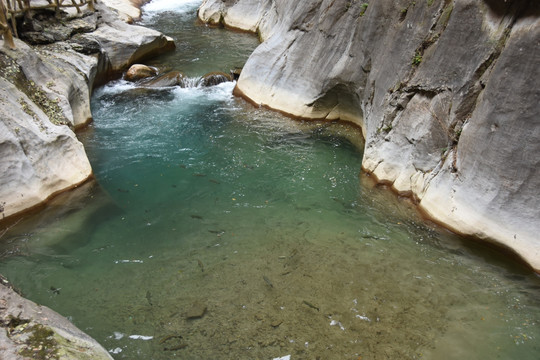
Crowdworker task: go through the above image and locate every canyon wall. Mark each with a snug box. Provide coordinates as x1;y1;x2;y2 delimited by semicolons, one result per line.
0;3;172;221
199;0;540;271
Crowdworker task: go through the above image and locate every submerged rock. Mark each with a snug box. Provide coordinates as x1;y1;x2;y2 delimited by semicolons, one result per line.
101;0;144;23
125;64;159;82
186;302;207;319
140;70;186;87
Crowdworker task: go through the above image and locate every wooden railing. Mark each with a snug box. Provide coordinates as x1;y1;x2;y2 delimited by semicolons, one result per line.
1;0;96;48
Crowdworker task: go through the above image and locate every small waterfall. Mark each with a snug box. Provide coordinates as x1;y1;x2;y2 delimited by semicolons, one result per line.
136;71;234;88
181;76;203;88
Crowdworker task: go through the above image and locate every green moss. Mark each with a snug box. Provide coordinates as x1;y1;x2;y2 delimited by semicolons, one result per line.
19;324;59;360
359;3;369;16
0;53;69;127
382;124;393;133
19;98;38;119
439;4;454;29
412;51;423;66
30;88;69;126
426;0;434;6
0;53;23;83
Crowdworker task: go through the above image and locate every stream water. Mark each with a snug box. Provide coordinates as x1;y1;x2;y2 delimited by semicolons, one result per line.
1;1;540;359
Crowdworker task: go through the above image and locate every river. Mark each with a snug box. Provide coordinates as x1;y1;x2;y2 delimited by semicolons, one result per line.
0;0;539;359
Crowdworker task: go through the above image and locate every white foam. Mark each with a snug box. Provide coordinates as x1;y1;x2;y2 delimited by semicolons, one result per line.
109;347;123;354
171;80;235;103
142;0;202;16
94;80;138;98
129;335;154;340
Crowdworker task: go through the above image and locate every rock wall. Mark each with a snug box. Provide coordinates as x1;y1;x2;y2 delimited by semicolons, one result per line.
0;2;173;221
199;0;540;271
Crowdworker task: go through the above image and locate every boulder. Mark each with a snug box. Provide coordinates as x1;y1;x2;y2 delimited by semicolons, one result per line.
140;70;186;87
84;2;175;74
0;75;92;222
200;71;232;87
100;0;143;23
125;64;158;81
198;0;275;36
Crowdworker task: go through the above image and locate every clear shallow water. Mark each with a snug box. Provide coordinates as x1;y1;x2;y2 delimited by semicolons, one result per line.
1;1;540;359
140;0;260;76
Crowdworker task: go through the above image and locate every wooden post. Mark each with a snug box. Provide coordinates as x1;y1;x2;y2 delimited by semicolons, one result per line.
0;0;16;48
5;0;17;38
70;0;80;13
88;0;94;12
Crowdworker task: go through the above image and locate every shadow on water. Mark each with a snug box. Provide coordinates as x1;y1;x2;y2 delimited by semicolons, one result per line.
0;182;123;259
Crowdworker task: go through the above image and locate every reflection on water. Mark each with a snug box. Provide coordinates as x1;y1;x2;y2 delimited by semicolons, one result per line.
1;1;539;359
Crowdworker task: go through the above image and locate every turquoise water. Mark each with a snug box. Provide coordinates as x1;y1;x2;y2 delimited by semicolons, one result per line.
1;1;540;359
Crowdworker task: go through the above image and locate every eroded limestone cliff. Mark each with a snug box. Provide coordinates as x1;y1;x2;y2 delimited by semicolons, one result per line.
199;0;540;271
0;1;172;222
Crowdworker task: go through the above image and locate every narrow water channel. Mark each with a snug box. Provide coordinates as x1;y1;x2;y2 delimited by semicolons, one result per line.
1;1;539;359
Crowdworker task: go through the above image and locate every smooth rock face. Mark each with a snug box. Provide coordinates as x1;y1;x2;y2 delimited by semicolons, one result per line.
100;0;143;23
0;282;113;359
0;3;173;221
0;51;92;220
199;0;540;271
125;63;158;81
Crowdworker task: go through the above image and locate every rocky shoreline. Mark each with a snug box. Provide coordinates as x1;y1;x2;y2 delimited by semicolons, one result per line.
0;0;173;223
0;0;538;357
1;277;113;359
0;1;173;357
198;0;540;272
